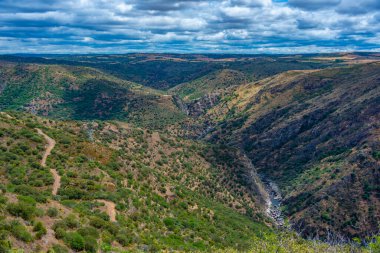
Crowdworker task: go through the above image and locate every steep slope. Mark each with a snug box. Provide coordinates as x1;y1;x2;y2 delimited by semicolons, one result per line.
170;69;246;102
205;62;380;239
1;112;371;253
0;62;185;128
0;111;273;252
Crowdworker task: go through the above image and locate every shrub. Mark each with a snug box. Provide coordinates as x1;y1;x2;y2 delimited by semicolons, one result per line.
60;188;85;200
63;214;79;229
9;221;33;242
6;202;37;221
84;235;98;253
54;227;66;240
163;217;178;231
50;244;69;253
77;226;99;239
116;230;132;246
64;232;85;251
369;235;380;252
33;221;47;239
101;231;114;244
0;196;7;205
13;185;48;203
0;239;11;253
89;216;107;229
47;207;59;217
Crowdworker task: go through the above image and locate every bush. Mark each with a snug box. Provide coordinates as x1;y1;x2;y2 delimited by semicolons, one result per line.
77;226;99;239
0;196;7;205
63;214;79;229
49;244;69;253
89;216;107;229
64;232;85;251
59;188;85;200
0;239;11;253
54;227;66;240
9;221;33;242
6;202;37;221
17;195;37;205
163;217;178;231
33;221;47;239
13;185;48;203
116;229;132;246
369;235;380;252
84;235;98;253
101;231;114;245
47;207;59;217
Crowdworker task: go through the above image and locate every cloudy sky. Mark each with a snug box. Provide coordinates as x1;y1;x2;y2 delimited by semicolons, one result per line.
0;0;379;54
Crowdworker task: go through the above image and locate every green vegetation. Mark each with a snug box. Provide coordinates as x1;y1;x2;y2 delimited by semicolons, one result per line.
220;232;365;253
170;69;246;101
203;62;380;239
0;112;269;252
0;63;185;129
0;54;379;252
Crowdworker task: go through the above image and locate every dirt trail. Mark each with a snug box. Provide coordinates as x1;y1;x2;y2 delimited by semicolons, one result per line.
36;128;117;222
36;128;61;195
98;200;117;222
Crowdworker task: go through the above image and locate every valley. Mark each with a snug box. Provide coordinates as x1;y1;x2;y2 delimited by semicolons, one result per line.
261;176;285;228
0;53;379;252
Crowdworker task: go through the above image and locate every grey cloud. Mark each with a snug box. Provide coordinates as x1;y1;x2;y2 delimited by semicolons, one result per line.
296;19;320;30
0;0;378;53
336;0;380;14
230;0;270;7
288;0;341;10
132;0;206;11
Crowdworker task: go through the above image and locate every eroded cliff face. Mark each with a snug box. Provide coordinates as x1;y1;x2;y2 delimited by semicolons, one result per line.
186;93;221;116
202;63;380;239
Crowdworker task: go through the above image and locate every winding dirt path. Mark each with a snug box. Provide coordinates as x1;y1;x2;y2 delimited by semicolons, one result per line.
97;200;116;222
36;128;61;195
36;128;117;222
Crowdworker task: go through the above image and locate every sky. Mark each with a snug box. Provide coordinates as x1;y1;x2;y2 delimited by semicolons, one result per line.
0;0;379;54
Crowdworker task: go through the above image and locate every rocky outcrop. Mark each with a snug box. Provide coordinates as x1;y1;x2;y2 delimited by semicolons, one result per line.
174;93;220;116
239;153;268;207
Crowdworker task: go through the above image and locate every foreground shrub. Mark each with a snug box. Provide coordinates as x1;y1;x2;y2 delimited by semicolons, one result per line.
9;221;33;242
49;244;69;253
84;235;98;253
33;221;47;239
6;202;37;221
47;207;58;217
64;232;85;251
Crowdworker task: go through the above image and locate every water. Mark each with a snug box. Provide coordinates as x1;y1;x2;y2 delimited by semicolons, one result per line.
261;176;285;227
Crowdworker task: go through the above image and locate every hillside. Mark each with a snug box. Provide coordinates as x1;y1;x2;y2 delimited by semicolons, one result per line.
204;62;380;239
0;111;275;252
2;112;374;253
0;62;184;128
1;54;380;252
170;69;246;102
0;54;331;90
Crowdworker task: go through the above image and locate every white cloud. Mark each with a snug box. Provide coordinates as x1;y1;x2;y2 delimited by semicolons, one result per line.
0;0;378;53
117;3;133;13
221;6;252;17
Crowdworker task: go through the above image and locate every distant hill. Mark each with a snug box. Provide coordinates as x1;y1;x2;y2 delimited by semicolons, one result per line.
0;62;184;128
0;53;331;90
170;69;246;102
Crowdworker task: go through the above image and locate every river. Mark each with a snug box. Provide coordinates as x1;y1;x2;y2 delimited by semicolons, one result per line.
260;176;285;227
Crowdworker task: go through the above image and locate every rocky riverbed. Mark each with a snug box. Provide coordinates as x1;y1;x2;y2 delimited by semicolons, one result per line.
260;176;285;227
